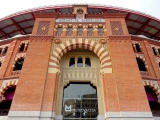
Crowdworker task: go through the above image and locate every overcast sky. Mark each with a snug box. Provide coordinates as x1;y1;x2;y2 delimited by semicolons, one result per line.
0;0;160;19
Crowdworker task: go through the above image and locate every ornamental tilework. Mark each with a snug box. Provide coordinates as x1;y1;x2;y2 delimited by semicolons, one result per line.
110;21;124;35
36;21;50;35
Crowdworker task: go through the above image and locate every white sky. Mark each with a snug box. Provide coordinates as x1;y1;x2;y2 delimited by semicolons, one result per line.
0;0;160;19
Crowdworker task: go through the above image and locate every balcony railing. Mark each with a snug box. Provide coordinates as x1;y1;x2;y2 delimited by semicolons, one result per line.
77;31;83;36
56;31;62;36
11;70;21;76
87;31;93;36
0;109;9;116
98;31;104;36
140;71;149;77
66;31;73;36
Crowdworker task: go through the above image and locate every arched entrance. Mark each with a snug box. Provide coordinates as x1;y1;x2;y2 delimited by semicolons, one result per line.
145;87;160;117
55;48;105;119
0;87;16;115
62;82;98;119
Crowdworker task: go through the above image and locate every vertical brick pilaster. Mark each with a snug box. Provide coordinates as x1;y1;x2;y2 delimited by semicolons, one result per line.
108;38;150;112
41;73;59;112
10;38;52;111
102;73;120;112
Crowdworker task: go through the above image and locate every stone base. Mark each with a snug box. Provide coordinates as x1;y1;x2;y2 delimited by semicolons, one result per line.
105;112;153;120
7;111;154;120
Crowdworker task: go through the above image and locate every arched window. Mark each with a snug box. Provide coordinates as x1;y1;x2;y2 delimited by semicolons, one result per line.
19;43;25;52
136;58;147;71
85;58;91;67
145;87;160;117
62;82;98;119
77;58;83;67
152;47;157;55
69;58;75;67
2;47;8;55
13;57;24;71
0;87;16;115
135;44;141;52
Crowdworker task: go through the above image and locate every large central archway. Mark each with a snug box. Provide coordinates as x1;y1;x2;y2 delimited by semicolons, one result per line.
48;38;112;74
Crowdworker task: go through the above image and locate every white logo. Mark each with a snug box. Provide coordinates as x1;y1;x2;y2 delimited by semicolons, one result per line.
65;105;72;112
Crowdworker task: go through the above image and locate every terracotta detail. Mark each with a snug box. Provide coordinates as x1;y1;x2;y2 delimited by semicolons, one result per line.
100;39;106;44
55;39;61;44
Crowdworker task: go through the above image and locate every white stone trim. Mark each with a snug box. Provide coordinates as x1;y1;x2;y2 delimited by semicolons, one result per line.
105;112;153;119
8;111;40;117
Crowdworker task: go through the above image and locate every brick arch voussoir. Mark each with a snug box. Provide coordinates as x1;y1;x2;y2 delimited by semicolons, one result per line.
143;81;160;103
0;80;18;103
49;39;112;73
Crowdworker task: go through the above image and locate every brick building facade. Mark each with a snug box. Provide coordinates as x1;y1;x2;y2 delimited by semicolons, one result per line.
0;4;160;120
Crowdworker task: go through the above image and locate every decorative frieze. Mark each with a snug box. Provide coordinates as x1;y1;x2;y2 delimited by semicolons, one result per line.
53;37;108;49
60;67;100;87
56;19;105;23
107;36;131;41
30;36;53;42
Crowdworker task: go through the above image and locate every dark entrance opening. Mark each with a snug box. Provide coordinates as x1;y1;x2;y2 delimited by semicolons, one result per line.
145;87;160;117
0;87;16;116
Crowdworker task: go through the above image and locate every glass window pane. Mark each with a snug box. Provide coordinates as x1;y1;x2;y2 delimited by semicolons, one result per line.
69;58;75;67
85;58;91;67
63;83;98;119
77;58;83;67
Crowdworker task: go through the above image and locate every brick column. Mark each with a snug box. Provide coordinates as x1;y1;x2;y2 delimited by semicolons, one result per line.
103;13;152;119
8;13;57;120
40;73;59;119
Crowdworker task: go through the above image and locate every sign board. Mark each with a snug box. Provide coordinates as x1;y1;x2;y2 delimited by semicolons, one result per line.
56;19;105;22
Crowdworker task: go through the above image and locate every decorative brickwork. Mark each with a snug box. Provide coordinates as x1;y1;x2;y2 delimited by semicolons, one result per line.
108;36;130;41
53;37;107;49
30;36;53;42
0;79;18;102
36;21;50;35
135;54;148;68
110;21;124;35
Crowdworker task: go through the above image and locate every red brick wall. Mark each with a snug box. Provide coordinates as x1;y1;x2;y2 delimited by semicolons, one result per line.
41;73;59;111
10;38;52;111
102;39;150;112
102;14;151;112
10;15;56;111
